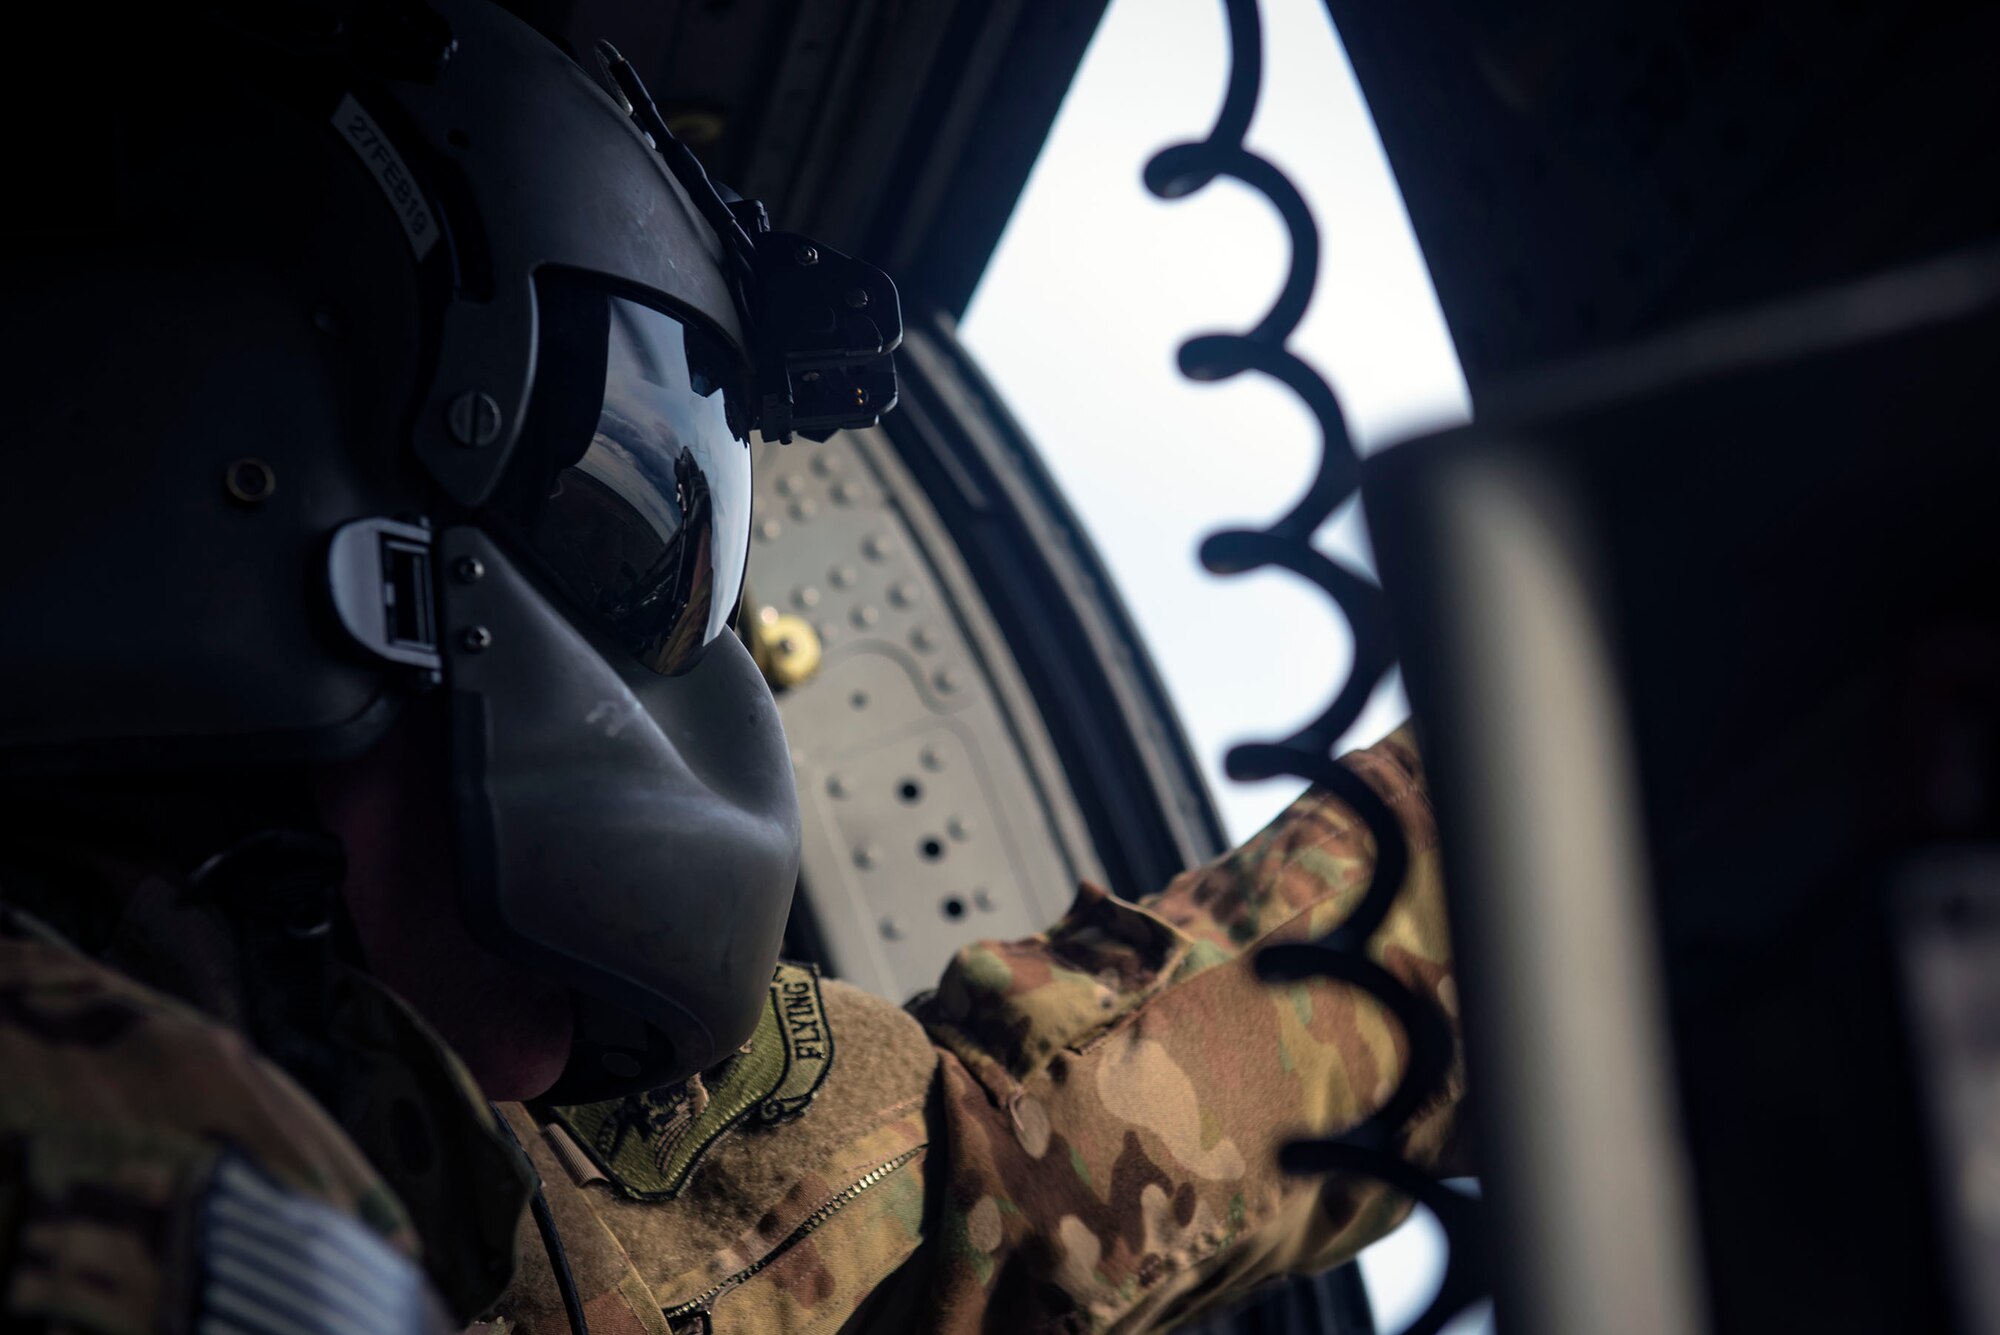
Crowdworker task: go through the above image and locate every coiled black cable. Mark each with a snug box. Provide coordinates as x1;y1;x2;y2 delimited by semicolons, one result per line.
1146;4;1484;1332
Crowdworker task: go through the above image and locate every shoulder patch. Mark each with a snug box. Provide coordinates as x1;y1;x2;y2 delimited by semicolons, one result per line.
196;1153;446;1335
548;963;835;1201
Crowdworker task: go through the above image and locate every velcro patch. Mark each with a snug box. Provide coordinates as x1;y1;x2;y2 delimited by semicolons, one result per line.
196;1153;444;1335
548;963;835;1200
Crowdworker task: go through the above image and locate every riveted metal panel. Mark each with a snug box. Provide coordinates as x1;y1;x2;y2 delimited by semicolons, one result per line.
749;427;1102;1001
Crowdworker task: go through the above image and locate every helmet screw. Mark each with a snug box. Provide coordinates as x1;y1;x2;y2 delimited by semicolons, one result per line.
794;244;819;267
460;625;493;652
446;391;503;448
844;288;870;309
223;458;277;505
453;556;486;584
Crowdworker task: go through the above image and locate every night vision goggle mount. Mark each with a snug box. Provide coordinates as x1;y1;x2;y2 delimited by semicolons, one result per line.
598;42;902;445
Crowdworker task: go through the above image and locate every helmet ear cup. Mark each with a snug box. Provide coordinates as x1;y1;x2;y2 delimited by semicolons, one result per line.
0;269;422;772
0;61;432;775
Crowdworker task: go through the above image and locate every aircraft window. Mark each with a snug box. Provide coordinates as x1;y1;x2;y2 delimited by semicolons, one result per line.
959;0;1475;1327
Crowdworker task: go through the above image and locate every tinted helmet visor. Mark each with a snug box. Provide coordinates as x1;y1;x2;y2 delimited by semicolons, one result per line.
490;274;753;676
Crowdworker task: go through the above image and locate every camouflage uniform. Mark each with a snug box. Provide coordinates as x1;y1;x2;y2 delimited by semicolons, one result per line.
0;728;1460;1335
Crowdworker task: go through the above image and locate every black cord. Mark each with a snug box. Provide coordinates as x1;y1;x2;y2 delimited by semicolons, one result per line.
492;1106;591;1335
530;1185;590;1335
1149;2;1484;1332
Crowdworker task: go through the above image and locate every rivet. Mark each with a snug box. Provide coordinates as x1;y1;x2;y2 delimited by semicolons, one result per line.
919;746;946;772
828;565;857;589
862;533;893;560
223;457;277;505
827;774;851;799
832;481;863;506
789;498;817;521
851;605;879;629
810;454;840;477
446;391;503;448
888;581;919;608
758;518;784;541
933;668;960;694
776;473;804;497
911;625;939;652
461;626;493;652
854;844;881;870
973;888;997;912
844;288;870;309
792;586;820;609
453;556;485;584
879;917;904;941
795;244;820;266
947;815;973;841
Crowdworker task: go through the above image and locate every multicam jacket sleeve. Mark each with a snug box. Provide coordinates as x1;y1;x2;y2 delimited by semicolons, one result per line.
906;724;1462;1332
517;726;1463;1335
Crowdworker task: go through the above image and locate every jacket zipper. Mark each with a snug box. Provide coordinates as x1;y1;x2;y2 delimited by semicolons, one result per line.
661;1144;927;1327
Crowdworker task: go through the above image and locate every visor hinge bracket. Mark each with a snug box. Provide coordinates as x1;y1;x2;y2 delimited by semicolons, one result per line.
327;517;444;675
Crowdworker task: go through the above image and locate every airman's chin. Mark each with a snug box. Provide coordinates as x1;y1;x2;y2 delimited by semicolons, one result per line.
440;986;577;1103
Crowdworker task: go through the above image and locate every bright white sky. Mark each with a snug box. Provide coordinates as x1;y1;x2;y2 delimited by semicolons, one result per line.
960;0;1469;845
959;0;1479;1327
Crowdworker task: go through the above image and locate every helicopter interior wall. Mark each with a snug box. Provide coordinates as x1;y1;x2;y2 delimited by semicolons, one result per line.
1368;247;2000;1335
1326;0;2000;395
500;0;1109;318
745;420;1104;1002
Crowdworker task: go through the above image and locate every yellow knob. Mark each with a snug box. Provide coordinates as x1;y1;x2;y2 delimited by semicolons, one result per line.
748;608;823;689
